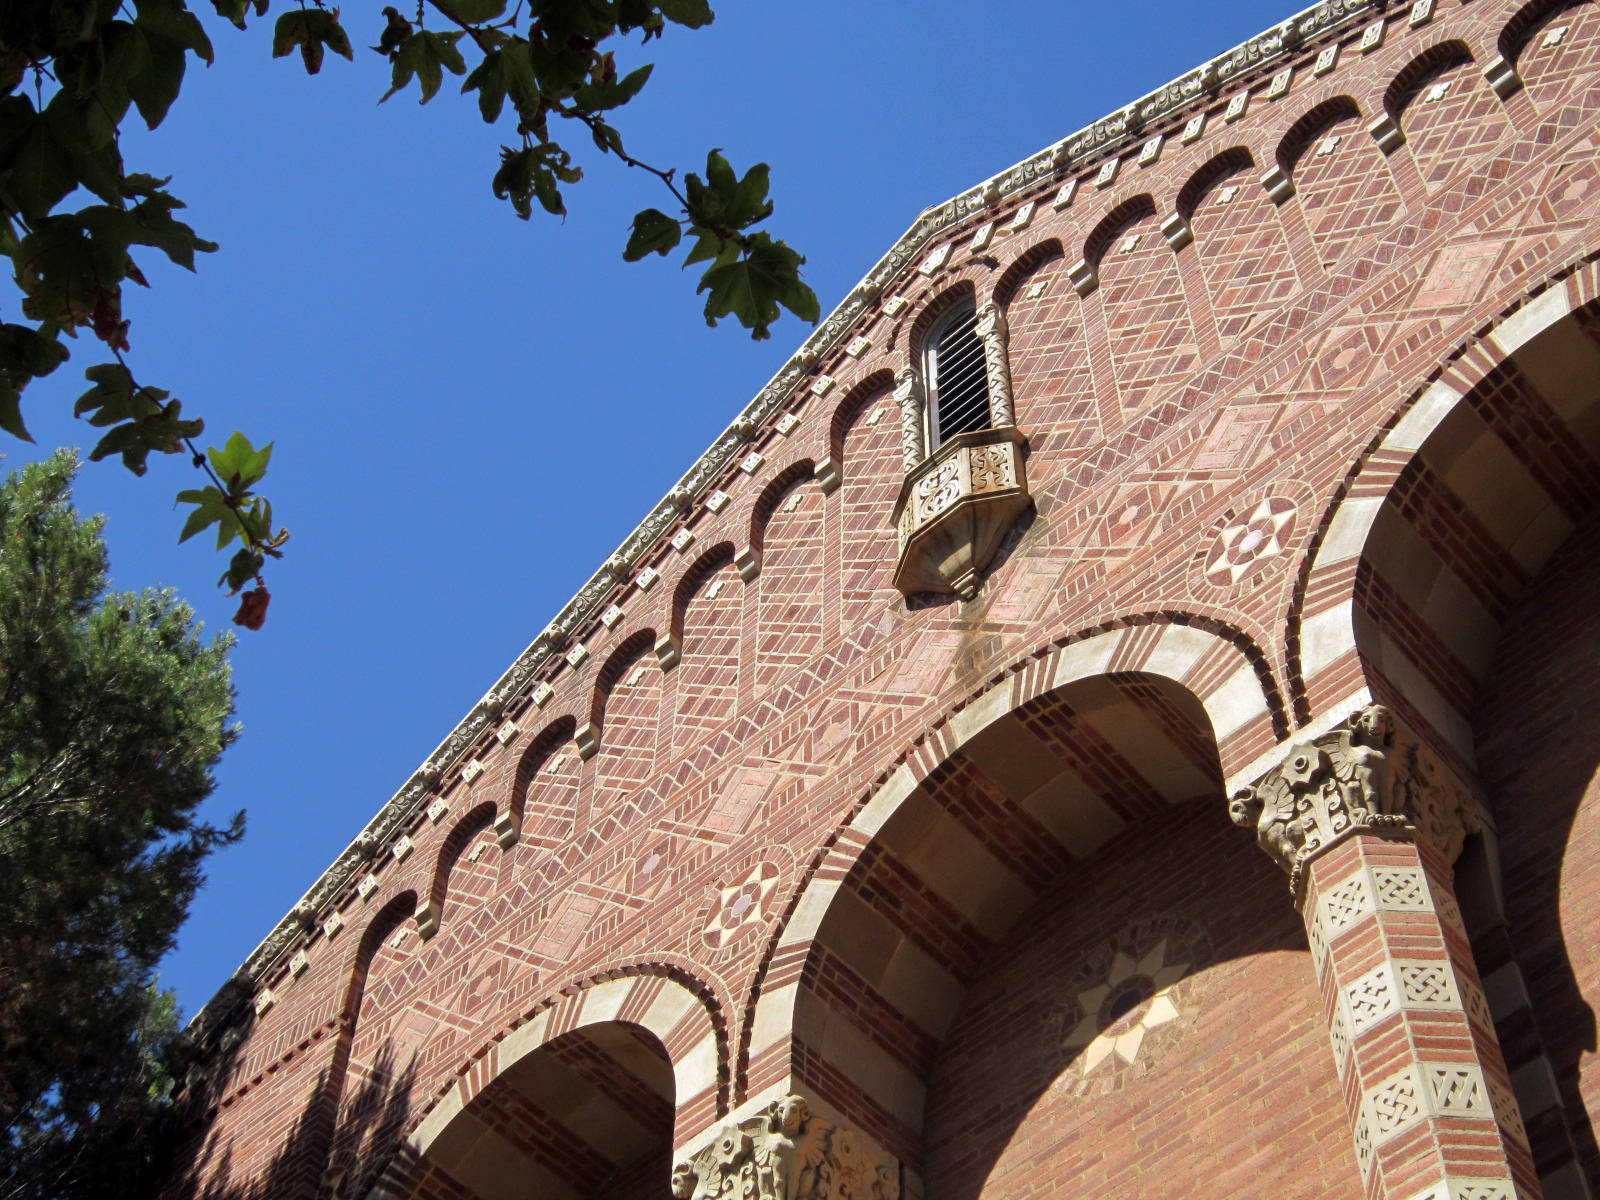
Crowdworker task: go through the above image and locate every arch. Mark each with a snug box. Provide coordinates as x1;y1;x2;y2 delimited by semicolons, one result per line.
734;618;1313;1181
906;279;978;362
1384;40;1509;190
1082;193;1157;271
1274;95;1362;174
746;457;818;561
508;714;577;846
588;627;665;821
669;542;736;650
749;461;826;688
1174;146;1255;220
318;890;421;1199
590;628;658;728
739;615;1286;1103
825;368;896;477
992;238;1064;310
1179;145;1294;342
1499;0;1590;64
1287;273;1600;758
407;965;727;1174
1498;0;1600;114
834;374;902;631
418;800;497;938
1383;39;1477;120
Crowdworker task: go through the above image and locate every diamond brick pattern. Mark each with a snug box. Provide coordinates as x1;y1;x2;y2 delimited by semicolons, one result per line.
1098;211;1199;418
1294;111;1405;268
1399;60;1513;191
1190;164;1297;343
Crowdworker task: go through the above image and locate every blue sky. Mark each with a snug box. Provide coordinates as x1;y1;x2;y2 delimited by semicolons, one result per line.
17;0;1299;1018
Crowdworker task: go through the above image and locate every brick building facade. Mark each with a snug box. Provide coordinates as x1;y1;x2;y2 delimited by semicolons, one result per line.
165;0;1600;1196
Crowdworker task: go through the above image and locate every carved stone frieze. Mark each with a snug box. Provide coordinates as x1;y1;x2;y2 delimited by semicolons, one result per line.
672;1096;898;1200
1230;705;1486;901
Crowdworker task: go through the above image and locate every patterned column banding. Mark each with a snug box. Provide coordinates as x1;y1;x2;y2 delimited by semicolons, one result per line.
1235;706;1540;1200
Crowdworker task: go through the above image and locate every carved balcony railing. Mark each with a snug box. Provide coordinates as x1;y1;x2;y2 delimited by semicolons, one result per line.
891;426;1030;600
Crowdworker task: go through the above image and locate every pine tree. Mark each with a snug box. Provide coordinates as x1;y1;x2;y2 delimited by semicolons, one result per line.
0;450;241;1200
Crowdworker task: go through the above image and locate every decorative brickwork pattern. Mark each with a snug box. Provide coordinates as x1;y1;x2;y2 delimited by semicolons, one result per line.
165;1;1600;1196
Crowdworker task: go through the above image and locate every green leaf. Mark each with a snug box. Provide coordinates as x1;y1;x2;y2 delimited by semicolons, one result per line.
75;361;165;427
655;0;713;28
175;484;235;546
696;233;815;340
622;207;680;260
220;546;263;591
0;323;70;441
0;98;80;220
135;0;216;65
206;430;272;493
273;9;352;74
462;41;539;123
381;30;464;103
492;142;578;218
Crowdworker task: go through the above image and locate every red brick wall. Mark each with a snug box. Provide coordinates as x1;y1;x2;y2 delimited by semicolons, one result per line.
165;0;1600;1193
1473;514;1600;1183
924;798;1361;1200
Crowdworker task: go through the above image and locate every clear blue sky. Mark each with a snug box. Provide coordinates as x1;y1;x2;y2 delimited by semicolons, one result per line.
17;0;1299;1018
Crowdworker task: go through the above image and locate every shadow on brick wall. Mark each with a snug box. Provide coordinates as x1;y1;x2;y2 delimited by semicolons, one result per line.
161;1042;417;1200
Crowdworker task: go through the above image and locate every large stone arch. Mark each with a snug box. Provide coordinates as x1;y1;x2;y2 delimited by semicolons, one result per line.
733;619;1291;1191
372;966;726;1199
1288;264;1600;756
1286;261;1600;1192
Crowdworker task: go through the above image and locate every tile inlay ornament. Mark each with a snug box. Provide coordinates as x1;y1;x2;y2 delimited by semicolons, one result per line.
1046;917;1212;1094
1202;496;1297;585
699;860;781;951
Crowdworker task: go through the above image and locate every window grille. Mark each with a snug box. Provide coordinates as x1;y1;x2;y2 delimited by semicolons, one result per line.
926;302;992;446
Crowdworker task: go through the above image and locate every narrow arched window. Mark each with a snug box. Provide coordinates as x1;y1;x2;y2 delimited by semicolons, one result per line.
925;300;992;447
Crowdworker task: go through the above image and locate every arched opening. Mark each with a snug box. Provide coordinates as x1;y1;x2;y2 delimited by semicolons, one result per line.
764;661;1343;1197
1337;296;1600;1187
409;1021;676;1200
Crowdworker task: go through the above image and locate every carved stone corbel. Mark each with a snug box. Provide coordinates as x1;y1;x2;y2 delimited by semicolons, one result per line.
1228;704;1484;902
671;1095;898;1200
974;301;1014;427
893;366;926;469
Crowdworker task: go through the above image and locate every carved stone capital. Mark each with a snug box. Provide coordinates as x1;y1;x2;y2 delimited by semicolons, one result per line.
1229;705;1484;902
672;1096;898;1200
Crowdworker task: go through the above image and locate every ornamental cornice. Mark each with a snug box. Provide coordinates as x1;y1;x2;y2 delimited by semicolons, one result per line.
188;0;1396;1045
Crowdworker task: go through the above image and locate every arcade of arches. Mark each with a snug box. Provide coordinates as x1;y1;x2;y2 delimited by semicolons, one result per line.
166;1;1600;1198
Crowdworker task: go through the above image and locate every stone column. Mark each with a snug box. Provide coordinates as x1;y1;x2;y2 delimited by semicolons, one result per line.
1230;706;1540;1200
894;366;926;469
672;1094;899;1200
974;301;1014;427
